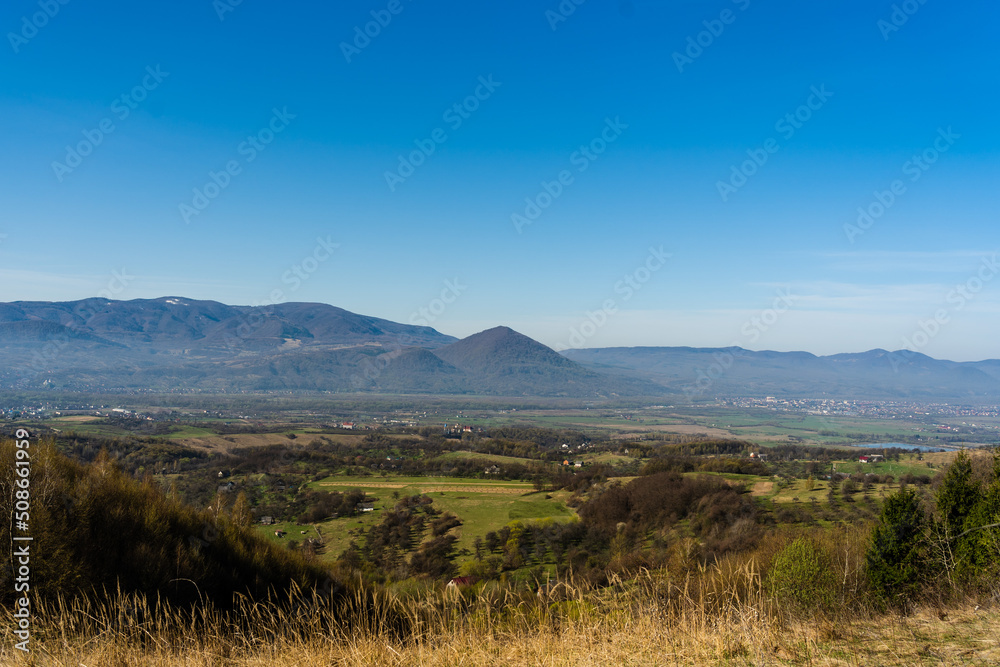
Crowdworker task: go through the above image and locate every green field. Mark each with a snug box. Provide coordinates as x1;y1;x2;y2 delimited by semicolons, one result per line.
47;422;136;438
417;405;979;448
258;520;323;544
166;425;219;438
259;475;577;561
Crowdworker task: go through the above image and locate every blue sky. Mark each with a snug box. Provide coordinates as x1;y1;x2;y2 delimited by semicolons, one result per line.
1;0;998;360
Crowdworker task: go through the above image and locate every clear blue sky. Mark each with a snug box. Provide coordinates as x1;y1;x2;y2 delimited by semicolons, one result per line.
2;0;998;360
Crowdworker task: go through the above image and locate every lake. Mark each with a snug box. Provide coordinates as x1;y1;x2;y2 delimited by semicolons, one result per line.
855;442;946;453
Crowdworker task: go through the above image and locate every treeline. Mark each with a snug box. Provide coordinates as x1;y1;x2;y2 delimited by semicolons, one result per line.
759;443;861;460
471;437;556;461
866;451;1000;608
549;464;615;493
641;455;769;476
54;432;207;475
479;427;588;449
635;439;768;476
577;472;758;557
340;495;462;580
297;488;369;523
652;439;753;457
463;472;759;585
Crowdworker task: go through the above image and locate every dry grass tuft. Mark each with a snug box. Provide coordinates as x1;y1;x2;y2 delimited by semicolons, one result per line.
2;569;998;666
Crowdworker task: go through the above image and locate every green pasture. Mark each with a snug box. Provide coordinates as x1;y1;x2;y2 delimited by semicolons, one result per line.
166;426;219;438
288;474;576;559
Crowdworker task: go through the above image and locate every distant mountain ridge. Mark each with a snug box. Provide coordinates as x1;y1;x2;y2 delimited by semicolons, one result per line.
560;346;1000;401
0;298;653;397
1;298;997;400
0;297;454;352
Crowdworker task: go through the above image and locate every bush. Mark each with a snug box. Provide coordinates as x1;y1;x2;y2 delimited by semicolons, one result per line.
765;537;837;614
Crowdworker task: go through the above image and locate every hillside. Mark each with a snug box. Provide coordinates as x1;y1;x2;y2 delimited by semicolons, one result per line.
0;439;339;608
430;327;662;397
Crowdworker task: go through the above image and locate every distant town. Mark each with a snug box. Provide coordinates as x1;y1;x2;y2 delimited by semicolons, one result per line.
717;396;999;424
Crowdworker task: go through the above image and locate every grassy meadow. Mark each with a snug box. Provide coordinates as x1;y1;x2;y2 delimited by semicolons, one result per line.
5;574;998;666
257;474;576;557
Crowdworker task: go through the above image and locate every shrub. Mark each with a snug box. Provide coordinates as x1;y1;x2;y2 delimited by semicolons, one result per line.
765;537;837;614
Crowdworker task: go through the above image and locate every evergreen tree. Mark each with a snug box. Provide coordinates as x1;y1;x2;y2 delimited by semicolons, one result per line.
959;453;1000;579
936;452;979;536
866;488;926;609
934;451;982;577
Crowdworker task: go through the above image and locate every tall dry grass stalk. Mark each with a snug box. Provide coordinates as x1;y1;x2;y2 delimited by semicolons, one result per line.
3;565;997;666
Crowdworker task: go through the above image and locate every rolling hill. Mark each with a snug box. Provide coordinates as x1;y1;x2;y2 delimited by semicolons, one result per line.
429;326;660;396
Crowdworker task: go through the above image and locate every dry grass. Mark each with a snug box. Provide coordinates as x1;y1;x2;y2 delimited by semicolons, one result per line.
4;568;998;666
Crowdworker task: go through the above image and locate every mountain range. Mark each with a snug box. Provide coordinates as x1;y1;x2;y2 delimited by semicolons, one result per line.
0;297;997;401
0;298;651;397
561;347;1000;401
